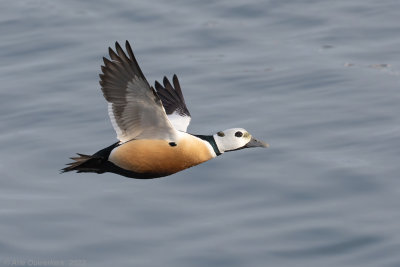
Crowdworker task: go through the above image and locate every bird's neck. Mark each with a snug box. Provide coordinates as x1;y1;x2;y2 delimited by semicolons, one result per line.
193;134;222;156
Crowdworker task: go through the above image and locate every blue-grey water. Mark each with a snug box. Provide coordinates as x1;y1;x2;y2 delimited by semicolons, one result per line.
1;0;400;266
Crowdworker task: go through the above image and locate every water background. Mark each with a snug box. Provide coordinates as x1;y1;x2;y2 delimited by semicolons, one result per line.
1;0;400;266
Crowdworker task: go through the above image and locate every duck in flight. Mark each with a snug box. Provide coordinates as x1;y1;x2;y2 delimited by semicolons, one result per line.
62;41;269;179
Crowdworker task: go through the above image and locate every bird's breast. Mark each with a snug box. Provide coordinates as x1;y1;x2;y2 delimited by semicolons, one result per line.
109;136;214;176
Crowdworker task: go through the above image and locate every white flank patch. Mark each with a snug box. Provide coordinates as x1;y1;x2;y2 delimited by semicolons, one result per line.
168;111;191;132
108;103;124;141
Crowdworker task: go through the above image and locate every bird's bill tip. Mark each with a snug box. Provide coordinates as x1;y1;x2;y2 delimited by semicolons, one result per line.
245;137;269;148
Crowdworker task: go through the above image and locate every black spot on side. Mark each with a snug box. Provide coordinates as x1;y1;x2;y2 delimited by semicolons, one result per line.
169;142;177;147
217;131;225;137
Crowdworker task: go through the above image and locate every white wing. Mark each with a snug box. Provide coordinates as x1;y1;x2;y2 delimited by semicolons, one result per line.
155;75;192;132
100;41;178;142
166;111;191;132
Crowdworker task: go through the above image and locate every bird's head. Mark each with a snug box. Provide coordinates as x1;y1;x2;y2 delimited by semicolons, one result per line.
213;128;269;153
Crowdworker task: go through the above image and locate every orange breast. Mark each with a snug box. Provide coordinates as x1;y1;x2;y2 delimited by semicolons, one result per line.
109;136;214;176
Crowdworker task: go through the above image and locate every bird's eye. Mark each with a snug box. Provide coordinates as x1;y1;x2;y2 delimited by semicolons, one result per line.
217;131;225;137
235;131;243;137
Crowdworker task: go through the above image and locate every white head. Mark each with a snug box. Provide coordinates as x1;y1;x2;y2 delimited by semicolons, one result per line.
213;128;269;153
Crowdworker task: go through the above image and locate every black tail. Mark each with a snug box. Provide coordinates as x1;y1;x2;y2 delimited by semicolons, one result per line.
61;153;106;174
61;142;160;179
61;142;120;174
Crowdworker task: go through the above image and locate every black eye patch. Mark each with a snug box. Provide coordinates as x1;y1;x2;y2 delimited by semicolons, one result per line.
217;131;225;137
235;131;243;137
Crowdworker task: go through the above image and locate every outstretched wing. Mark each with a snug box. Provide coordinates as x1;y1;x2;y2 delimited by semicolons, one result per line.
99;41;177;142
155;75;191;132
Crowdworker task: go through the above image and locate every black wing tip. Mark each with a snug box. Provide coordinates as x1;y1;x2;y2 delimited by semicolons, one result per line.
155;80;163;89
155;75;182;93
104;40;135;60
106;41;129;62
154;74;191;117
172;74;182;93
125;40;132;49
103;56;112;65
163;76;170;86
125;40;134;59
106;40;135;62
114;41;127;52
100;40;150;84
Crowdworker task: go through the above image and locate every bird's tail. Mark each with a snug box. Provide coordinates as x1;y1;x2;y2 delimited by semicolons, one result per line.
61;153;105;174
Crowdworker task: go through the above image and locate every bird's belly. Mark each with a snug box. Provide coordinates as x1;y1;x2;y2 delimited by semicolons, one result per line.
108;138;213;176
